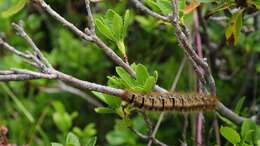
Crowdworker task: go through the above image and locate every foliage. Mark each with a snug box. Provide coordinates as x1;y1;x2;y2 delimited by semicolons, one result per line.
0;0;259;146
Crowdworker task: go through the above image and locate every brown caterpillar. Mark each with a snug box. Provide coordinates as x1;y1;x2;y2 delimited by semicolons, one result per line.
122;91;218;112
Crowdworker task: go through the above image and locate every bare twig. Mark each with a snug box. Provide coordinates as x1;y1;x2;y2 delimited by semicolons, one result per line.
147;112;165;146
171;57;186;90
32;0;135;77
194;9;205;146
84;0;95;33
12;23;53;70
169;0;244;125
43;82;103;107
31;0;92;41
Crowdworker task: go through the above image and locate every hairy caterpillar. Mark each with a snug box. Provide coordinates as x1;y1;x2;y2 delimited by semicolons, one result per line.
122;91;218;112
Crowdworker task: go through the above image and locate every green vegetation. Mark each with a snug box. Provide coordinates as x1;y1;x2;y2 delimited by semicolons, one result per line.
0;0;259;146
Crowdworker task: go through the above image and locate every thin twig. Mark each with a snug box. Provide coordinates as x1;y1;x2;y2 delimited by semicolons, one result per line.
84;0;95;33
194;9;205;146
171;57;186;90
12;23;53;70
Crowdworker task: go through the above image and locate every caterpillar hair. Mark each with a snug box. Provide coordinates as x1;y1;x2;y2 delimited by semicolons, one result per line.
122;91;218;112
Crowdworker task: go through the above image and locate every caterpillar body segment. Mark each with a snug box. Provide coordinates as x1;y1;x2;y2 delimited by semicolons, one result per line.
122;91;218;112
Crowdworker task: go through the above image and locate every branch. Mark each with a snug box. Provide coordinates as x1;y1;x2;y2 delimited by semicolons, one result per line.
42;82;103;107
84;0;95;33
128;0;246;125
0;27;126;99
32;0;134;77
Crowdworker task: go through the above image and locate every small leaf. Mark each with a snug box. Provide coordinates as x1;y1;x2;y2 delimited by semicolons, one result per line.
112;11;123;40
130;86;146;93
116;67;135;87
225;10;243;46
241;119;256;144
220;126;241;144
205;1;235;18
52;101;66;113
95;107;115;114
217;113;235;126
53;112;72;132
122;9;130;39
95;18;116;41
144;0;161;12
107;76;124;88
104;94;121;108
156;0;172;15
143;76;156;92
136;64;150;85
153;70;158;83
116;40;126;56
184;0;200;14
234;96;246;114
92;91;107;104
92;91;121;108
51;143;64;146
85;137;97;146
1;0;27;18
66;132;80;146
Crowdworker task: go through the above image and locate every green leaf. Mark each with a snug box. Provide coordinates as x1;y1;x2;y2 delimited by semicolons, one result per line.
52;101;66;113
92;91;121;108
135;64;150;85
116;40;126;56
144;0;161;12
112;11;123;40
66;132;80;146
129;86;144;93
217;113;235;127
156;0;172;15
92;91;107;103
241;119;256;144
85;137;97;146
105;95;121;108
107;76;124;88
83;123;97;137
205;1;235;18
225;10;243;46
122;9;130;39
153;70;158;83
53;112;72;132
95;107;115;114
234;96;246;114
51;143;64;146
1;0;27;18
178;0;186;18
220;126;241;144
143;76;156;92
95;18;116;41
116;67;135;87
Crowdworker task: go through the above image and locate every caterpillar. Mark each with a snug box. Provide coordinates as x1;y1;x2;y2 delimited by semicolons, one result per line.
122;91;218;112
